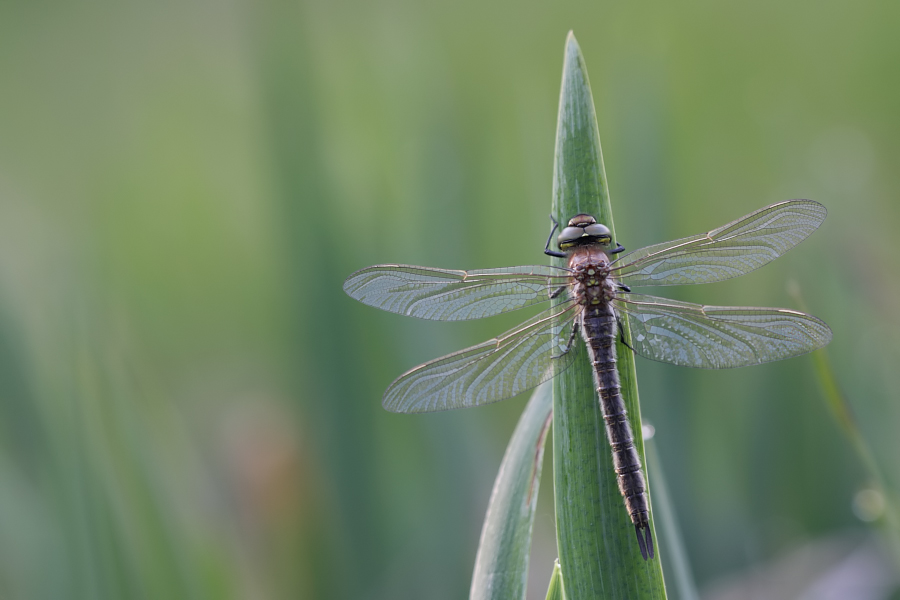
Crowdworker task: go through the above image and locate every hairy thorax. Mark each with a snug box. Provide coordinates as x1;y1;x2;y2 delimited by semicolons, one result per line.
568;245;616;312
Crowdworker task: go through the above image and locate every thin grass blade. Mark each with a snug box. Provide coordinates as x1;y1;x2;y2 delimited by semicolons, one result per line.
645;433;700;600
470;382;553;600
789;283;900;569
544;560;567;600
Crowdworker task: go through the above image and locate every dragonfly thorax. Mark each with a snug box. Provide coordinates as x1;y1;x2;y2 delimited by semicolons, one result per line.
572;261;611;280
571;256;616;306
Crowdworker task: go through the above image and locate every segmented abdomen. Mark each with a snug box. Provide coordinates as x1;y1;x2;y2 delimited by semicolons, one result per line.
581;302;651;533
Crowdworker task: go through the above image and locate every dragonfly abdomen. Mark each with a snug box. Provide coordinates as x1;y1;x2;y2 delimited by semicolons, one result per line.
582;304;654;560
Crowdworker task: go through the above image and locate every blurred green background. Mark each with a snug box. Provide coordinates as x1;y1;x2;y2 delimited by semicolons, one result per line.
0;0;898;598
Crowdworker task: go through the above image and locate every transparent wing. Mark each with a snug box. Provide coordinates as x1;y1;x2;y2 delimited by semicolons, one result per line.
383;302;580;413
343;264;571;321
614;293;832;369
611;200;826;287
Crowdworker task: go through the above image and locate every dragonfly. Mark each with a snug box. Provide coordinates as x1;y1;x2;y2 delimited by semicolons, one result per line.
343;199;832;561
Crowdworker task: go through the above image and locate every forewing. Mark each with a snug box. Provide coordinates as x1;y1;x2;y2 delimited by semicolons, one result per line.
343;264;571;320
611;200;826;287
614;293;832;369
383;303;580;413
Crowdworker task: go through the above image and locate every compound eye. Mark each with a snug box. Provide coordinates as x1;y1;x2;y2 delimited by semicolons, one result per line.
583;223;611;238
557;226;584;247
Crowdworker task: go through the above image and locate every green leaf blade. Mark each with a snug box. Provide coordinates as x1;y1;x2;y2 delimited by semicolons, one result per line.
470;383;553;600
545;560;567;600
645;437;700;600
550;31;667;599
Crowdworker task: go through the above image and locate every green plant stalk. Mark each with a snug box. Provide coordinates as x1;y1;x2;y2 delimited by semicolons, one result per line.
645;438;699;600
813;348;900;566
470;383;553;600
550;32;667;598
545;560;567;600
789;285;900;568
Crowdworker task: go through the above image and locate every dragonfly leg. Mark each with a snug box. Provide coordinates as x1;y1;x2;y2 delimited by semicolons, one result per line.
552;321;580;359
544;215;567;258
615;313;635;352
549;285;568;300
609;242;626;254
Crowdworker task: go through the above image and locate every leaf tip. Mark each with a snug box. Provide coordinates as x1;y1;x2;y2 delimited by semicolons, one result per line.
564;30;580;54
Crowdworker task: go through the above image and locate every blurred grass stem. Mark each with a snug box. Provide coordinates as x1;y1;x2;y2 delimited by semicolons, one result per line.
789;282;900;568
645;437;699;600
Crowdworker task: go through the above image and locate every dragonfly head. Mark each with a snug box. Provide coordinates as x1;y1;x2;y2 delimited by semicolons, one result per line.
558;214;612;251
